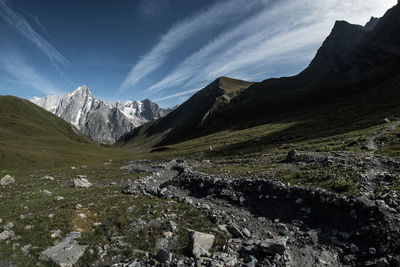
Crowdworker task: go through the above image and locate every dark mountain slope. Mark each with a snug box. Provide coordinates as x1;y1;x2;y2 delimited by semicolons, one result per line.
117;77;253;147
118;4;400;148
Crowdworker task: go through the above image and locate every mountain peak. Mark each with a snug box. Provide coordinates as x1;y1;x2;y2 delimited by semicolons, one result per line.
364;17;380;31
71;85;93;98
31;87;170;144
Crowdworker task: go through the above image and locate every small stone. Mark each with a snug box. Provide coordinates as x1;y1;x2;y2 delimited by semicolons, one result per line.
349;210;357;220
295;198;303;204
380;118;391;124
42;190;52;197
19;215;25;220
21;244;32;255
78;213;87;219
343;254;355;263
376;257;389;267
24;225;33;231
163;231;173;239
368;247;376;255
155;248;172;263
338;232;351;241
48;214;55;219
70;166;77;170
286;150;299;162
126;206;136;213
167;221;177;231
0;175;15;186
0;230;15;241
227;225;244;238
0;218;2;224
75;204;83;210
55;196;64;201
183;198;193;205
42;175;54;180
51;230;62;238
259;237;287;255
4;222;13;230
242;228;251;238
350;243;358;253
307;229;320;243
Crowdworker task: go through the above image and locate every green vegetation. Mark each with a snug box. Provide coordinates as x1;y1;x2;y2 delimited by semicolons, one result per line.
0;96;223;266
0;96;134;173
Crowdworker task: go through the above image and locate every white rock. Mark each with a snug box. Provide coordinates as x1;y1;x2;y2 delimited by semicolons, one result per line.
55;196;64;201
4;222;13;230
42;175;54;180
21;244;32;255
0;230;15;241
42;190;52;197
0;175;15;186
73;178;92;188
189;231;215;258
51;230;62;238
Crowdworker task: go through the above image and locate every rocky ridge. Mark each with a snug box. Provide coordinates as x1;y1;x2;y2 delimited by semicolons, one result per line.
31;86;169;144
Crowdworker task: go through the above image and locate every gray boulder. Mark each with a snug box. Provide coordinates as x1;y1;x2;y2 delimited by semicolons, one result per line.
227;225;244;238
0;175;15;186
189;231;215;258
40;232;87;267
259;237;288;255
155;248;172;263
286;150;299;162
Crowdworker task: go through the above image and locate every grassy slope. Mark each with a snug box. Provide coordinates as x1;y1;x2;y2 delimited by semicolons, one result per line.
116;77;253;149
120;78;400;195
0;97;222;266
0;96;133;174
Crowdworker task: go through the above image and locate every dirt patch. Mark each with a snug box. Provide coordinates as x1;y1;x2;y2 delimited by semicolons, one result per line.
70;208;98;232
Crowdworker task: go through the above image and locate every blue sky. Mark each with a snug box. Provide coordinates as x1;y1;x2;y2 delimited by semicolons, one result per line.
0;0;396;107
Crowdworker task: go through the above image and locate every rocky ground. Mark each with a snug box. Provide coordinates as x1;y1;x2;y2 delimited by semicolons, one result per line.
120;156;400;267
1;120;400;266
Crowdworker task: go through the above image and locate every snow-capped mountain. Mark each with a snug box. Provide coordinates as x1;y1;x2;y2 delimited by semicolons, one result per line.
31;86;169;144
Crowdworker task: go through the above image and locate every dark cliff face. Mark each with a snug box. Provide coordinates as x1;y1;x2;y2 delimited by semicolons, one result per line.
299;4;400;86
119;5;400;147
226;4;400;121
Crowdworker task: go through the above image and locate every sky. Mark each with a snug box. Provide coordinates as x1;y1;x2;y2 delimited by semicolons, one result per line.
0;0;397;107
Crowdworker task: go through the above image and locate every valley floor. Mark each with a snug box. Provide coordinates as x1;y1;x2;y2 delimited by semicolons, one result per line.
1;117;400;266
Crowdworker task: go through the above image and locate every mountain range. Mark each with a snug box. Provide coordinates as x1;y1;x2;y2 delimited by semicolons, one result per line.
31;86;170;144
117;4;400;149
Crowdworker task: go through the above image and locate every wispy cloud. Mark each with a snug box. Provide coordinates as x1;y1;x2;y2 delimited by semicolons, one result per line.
138;0;171;25
145;0;397;99
0;51;63;96
118;0;270;94
155;88;200;102
0;0;68;66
